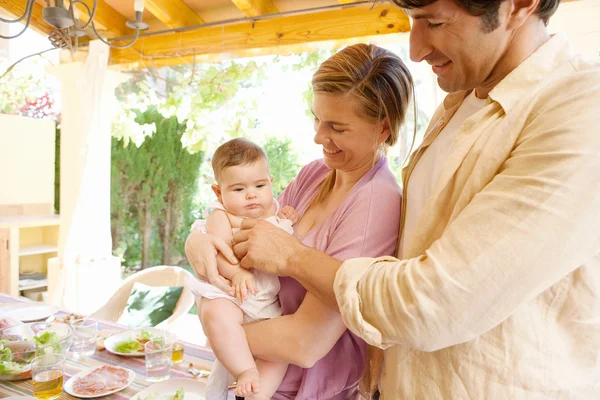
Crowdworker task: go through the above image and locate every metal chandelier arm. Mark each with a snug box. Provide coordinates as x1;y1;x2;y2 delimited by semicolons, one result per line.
0;0;35;23
0;0;36;39
70;0;97;31
91;21;141;49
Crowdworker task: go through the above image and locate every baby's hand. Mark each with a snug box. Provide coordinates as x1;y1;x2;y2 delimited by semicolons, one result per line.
278;205;299;225
231;269;257;305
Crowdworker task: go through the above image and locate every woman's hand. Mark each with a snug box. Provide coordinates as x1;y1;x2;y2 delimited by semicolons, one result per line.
232;219;305;277
185;230;238;294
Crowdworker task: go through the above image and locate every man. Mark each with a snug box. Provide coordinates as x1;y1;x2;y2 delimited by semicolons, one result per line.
187;0;600;398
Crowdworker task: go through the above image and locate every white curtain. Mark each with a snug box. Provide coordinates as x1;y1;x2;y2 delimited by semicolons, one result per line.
49;41;123;313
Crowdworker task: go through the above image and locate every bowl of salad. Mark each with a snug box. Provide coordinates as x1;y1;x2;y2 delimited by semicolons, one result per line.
0;322;73;381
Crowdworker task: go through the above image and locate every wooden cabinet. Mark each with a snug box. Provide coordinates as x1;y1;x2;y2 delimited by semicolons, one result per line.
0;215;60;299
0;229;9;294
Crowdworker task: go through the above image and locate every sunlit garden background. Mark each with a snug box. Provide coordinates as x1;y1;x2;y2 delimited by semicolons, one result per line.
1;29;442;281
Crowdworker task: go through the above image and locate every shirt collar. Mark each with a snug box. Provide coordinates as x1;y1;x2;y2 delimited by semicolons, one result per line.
488;33;574;111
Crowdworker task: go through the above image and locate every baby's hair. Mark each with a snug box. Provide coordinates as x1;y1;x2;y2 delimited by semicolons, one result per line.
212;138;268;181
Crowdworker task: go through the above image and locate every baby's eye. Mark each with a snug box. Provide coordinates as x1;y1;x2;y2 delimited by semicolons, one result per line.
256;184;266;188
233;188;244;192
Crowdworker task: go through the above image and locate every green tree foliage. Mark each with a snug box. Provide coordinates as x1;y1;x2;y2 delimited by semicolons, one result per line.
282;50;335;118
111;60;267;270
0;68;49;114
111;106;204;269
262;136;302;197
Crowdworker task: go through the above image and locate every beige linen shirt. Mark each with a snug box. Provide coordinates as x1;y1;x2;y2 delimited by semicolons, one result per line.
334;34;600;399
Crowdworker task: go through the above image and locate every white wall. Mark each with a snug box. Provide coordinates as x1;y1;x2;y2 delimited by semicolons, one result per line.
0;114;56;207
549;0;600;60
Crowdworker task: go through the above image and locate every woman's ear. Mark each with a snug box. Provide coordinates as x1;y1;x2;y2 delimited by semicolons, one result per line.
379;119;392;145
211;184;223;202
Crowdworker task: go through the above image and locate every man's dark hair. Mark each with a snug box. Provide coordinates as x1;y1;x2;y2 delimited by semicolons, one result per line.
391;0;561;32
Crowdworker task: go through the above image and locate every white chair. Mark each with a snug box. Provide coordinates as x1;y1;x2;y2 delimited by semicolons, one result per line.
90;266;196;330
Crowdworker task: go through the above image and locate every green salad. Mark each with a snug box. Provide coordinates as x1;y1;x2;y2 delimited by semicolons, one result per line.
115;330;159;353
0;345;32;379
33;331;62;354
140;386;185;400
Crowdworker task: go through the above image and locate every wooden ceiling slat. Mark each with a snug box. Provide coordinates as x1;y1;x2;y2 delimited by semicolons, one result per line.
110;3;409;65
145;0;204;28
231;0;278;17
76;0;132;37
0;0;53;36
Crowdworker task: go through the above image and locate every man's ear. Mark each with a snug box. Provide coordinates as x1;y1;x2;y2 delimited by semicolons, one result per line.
506;0;540;30
211;184;223;202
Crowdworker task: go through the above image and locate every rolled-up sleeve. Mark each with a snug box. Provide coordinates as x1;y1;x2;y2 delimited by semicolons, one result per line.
334;256;398;349
334;74;600;353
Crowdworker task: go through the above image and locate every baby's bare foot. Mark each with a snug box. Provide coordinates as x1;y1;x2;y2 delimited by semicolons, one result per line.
236;367;260;397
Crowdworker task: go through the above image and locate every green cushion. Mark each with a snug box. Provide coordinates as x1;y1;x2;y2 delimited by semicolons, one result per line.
118;282;184;328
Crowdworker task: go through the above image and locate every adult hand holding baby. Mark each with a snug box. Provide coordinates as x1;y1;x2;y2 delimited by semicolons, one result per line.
185;230;238;295
233;218;304;277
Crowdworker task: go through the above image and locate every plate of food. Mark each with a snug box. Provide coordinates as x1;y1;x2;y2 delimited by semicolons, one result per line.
0;316;21;330
47;313;85;325
0;303;59;323
64;365;135;398
0;322;73;381
104;328;165;357
131;378;206;400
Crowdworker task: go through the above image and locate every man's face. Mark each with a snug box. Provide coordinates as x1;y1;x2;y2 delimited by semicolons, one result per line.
405;0;512;93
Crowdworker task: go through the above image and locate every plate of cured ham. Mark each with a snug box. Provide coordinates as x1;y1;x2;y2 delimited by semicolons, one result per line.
64;365;135;398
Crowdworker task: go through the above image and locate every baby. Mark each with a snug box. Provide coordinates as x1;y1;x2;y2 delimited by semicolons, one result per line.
186;138;298;400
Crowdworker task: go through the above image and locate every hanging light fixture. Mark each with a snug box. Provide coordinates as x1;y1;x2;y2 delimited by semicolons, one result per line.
0;0;149;50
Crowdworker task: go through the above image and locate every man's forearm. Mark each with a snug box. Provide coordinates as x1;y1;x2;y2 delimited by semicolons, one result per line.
286;245;343;309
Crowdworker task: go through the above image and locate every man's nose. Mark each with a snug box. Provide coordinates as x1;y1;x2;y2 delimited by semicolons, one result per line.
409;21;433;63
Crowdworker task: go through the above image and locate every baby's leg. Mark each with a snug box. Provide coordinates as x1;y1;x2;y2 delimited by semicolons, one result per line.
245;359;288;400
199;298;259;395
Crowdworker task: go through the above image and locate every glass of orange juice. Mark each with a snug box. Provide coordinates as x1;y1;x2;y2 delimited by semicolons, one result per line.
31;354;65;400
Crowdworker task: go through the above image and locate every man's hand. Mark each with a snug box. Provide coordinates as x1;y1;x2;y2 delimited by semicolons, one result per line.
278;205;300;225
185;230;238;295
231;269;257;305
233;219;304;277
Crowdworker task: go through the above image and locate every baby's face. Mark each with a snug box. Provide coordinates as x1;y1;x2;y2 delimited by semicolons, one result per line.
217;159;273;219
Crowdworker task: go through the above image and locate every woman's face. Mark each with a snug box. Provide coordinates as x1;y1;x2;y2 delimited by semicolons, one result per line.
312;92;390;173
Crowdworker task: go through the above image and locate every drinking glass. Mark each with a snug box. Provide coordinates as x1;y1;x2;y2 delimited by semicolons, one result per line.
144;339;172;382
171;342;184;364
69;318;98;358
31;354;65;400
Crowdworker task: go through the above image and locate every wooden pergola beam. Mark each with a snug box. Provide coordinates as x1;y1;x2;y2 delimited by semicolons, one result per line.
0;0;53;36
75;0;132;37
145;0;204;28
231;0;278;17
111;3;410;66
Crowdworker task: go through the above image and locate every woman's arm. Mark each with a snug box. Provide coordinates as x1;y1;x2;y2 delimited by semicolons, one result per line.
244;292;347;368
241;178;402;366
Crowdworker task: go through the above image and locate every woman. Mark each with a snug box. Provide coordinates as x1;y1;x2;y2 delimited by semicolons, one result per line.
186;43;414;399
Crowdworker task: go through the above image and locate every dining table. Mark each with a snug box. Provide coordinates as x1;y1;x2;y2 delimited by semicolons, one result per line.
0;293;219;399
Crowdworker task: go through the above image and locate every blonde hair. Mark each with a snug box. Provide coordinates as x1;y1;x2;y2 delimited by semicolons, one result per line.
212;138;268;182
310;43;415;206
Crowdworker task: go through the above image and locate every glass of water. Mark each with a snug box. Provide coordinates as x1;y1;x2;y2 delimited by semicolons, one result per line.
31;354;65;400
69;319;98;358
145;339;172;382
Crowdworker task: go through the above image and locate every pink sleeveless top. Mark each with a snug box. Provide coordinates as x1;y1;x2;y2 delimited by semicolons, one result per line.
274;157;401;399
